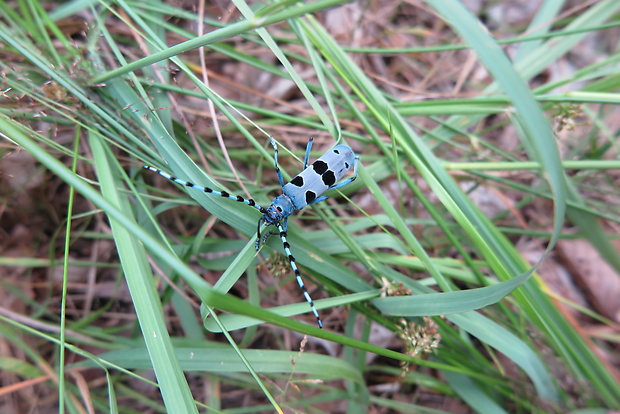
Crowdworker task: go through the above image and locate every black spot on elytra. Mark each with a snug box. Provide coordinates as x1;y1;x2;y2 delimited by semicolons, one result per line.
322;170;336;186
291;176;304;187
313;160;328;174
333;149;340;154
305;191;317;204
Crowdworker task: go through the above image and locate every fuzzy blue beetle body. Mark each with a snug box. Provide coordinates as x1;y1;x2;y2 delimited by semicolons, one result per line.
144;137;359;328
282;144;356;210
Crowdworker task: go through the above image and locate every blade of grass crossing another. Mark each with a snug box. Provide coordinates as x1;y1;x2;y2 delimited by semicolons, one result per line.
89;133;198;414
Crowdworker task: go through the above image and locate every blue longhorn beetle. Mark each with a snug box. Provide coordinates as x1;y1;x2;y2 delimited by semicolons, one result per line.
144;137;359;328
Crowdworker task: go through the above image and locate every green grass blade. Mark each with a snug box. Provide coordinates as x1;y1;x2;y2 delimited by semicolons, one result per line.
89;133;198;413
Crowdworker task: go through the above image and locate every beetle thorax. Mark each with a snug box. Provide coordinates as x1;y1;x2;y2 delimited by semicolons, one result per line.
262;194;294;225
